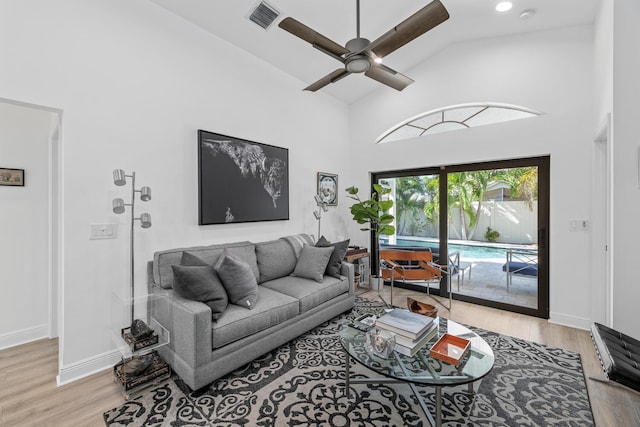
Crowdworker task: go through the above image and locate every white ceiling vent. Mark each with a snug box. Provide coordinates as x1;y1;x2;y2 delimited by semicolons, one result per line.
249;1;280;30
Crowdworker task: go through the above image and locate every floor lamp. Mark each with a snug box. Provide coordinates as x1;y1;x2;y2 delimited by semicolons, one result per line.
112;169;152;326
313;194;328;240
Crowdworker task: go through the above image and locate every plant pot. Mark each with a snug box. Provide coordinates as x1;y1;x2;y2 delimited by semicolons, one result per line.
369;276;383;291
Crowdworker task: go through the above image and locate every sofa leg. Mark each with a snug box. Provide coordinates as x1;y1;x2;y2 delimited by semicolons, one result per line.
192;383;212;397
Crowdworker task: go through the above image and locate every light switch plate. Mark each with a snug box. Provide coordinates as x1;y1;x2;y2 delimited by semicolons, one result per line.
90;224;117;239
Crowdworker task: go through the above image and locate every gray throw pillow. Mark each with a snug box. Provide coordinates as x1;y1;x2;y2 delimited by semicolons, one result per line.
171;264;229;321
256;239;297;283
291;244;334;283
316;236;350;278
215;254;258;309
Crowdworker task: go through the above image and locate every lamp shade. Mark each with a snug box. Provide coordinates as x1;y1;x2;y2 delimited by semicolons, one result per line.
140;213;152;228
140;186;152;202
113;169;127;186
314;194;322;205
112;198;125;214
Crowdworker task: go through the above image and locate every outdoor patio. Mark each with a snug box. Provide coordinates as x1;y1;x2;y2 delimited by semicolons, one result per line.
380;237;539;310
452;257;538;309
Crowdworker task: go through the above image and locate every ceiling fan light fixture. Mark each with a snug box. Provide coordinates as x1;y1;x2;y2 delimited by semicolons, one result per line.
373;56;383;64
346;55;370;73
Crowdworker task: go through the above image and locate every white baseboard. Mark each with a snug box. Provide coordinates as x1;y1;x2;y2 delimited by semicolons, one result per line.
57;349;122;386
0;324;49;350
549;311;591;331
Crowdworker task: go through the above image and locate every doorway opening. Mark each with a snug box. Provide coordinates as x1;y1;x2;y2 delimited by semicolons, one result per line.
0;97;62;348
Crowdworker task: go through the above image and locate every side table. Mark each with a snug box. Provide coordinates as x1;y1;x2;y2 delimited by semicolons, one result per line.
111;290;172;399
344;250;370;295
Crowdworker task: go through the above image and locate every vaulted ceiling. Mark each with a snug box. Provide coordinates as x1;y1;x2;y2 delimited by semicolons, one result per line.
151;0;599;104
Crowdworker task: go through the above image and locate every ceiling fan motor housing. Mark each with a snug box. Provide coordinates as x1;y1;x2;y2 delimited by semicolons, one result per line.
345;37;371;73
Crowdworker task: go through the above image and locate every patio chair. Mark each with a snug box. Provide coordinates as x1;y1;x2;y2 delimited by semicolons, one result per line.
502;248;538;291
380;249;450;308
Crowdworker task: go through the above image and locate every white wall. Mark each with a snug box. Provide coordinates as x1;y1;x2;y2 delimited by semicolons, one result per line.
611;0;640;338
0;102;52;348
348;26;595;329
0;0;350;383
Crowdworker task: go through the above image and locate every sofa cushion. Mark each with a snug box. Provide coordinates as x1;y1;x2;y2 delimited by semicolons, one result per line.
316;236;350;278
255;239;297;283
261;275;349;314
171;264;228;321
153;241;258;289
291;244;334;283
211;286;299;349
282;233;315;258
215;253;258;309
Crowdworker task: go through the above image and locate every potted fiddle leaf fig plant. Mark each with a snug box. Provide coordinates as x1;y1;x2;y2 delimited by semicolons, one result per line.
345;184;395;290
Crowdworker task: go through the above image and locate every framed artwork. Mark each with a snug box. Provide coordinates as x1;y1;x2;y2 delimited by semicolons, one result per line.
198;130;289;225
317;172;338;206
0;168;24;186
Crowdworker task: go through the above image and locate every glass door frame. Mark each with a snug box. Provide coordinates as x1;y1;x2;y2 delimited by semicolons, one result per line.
372;156;549;319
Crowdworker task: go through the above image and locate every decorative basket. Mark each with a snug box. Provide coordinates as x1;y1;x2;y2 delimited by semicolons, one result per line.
407;297;439;318
114;351;170;392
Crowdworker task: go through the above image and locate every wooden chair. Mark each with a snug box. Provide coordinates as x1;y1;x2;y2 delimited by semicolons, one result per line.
380;249;448;307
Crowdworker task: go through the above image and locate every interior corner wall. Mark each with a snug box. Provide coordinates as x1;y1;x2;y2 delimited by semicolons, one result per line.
611;0;640;338
348;26;595;330
0;101;52;349
0;0;350;383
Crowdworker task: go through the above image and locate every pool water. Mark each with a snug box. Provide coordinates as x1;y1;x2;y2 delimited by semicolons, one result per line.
383;238;513;260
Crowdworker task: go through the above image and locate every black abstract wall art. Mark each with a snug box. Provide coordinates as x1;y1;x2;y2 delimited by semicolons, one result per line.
198;130;289;225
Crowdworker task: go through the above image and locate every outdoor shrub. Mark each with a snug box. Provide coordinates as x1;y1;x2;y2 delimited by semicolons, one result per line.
485;227;500;243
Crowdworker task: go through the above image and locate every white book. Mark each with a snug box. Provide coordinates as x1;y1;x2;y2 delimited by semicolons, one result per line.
392;320;438;348
375;308;434;339
394;326;439;357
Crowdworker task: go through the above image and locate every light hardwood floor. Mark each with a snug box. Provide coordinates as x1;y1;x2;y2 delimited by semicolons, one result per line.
2;288;639;426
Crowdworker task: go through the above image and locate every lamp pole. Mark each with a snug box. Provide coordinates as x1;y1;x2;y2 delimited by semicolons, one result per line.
112;169;152;326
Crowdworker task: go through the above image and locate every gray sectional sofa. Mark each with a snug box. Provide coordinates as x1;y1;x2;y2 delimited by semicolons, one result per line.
146;234;355;390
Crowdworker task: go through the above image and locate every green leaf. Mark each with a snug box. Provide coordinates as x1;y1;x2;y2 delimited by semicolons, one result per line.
378;200;394;211
379;225;396;236
346;186;358;195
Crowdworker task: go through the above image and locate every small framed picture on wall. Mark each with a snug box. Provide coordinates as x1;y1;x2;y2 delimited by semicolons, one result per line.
317;172;338;206
0;168;24;187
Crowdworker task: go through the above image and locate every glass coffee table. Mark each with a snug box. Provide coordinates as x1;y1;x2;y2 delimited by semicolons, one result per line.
339;317;494;427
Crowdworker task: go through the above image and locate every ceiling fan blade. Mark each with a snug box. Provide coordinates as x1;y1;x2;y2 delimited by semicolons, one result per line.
304;69;351;92
365;64;414;91
279;17;350;58
368;0;449;59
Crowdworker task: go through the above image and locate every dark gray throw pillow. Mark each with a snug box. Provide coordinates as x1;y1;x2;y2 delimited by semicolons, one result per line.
291;244;334;283
215;254;258;309
316;236;350;278
171;264;229;321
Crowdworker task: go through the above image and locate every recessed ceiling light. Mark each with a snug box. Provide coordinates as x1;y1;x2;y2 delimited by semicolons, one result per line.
496;2;513;12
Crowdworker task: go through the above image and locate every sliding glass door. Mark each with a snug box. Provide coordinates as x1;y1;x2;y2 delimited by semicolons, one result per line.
374;157;549;318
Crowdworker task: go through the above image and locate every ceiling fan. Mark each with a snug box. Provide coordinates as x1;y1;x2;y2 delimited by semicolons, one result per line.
278;0;449;92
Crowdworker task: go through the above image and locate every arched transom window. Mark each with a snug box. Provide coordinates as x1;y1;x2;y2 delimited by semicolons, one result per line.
377;103;541;144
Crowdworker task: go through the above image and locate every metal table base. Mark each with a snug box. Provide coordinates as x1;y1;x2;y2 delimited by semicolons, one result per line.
343;347;475;427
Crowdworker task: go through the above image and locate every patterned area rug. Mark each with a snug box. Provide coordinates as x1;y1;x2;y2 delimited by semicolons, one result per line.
104;301;594;426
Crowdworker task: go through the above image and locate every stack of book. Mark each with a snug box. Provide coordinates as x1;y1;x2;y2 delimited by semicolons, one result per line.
375;308;439;357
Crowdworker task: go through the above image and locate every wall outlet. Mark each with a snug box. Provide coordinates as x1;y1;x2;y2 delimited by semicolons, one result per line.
90;224;117;239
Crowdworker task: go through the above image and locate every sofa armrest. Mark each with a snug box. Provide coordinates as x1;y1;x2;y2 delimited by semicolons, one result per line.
151;287;212;368
341;261;355;296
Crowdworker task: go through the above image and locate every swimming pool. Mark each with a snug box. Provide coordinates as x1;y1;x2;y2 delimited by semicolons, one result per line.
381;238;513;260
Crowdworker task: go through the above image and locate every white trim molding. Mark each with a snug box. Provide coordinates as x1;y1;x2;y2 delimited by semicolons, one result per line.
56;349;121;386
0;325;49;350
549;311;592;331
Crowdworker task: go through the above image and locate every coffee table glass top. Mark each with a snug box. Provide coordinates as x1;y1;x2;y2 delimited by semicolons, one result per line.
339;316;494;386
